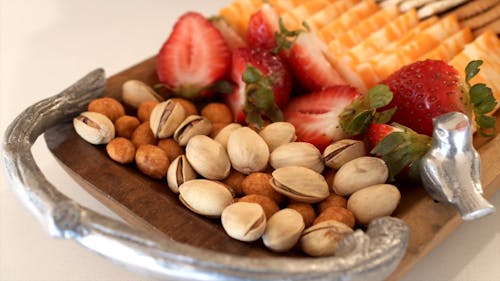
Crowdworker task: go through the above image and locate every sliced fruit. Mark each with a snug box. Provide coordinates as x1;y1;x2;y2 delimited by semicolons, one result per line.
247;4;280;50
211;17;247;51
305;0;359;32
418;27;473;61
365;123;402;150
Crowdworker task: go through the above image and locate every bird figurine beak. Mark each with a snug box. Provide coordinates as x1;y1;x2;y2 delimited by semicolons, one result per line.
420;112;496;220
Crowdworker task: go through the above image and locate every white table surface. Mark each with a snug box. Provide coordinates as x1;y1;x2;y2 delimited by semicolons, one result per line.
1;1;499;280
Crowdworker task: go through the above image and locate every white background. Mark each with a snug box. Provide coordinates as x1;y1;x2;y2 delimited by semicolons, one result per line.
1;0;499;280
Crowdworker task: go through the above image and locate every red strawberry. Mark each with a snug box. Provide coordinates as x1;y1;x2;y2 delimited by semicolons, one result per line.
157;12;231;100
365;123;402;150
284;85;360;151
247;4;280;50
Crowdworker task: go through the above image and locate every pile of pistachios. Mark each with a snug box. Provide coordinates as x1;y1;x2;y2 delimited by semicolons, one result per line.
73;79;401;257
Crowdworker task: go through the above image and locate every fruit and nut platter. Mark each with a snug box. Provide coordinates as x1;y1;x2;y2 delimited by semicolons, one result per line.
40;0;500;278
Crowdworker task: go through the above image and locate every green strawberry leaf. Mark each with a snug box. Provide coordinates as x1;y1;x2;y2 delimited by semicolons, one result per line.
367;84;393;109
243;65;263;84
210;80;234;94
371;132;406;156
465;60;483;85
374;107;397;124
342;110;374;135
272;17;304;54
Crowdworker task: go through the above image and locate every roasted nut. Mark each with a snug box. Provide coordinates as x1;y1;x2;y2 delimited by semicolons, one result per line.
114;115;140;138
106;137;136;164
222;169;246;196
121;80;163;108
167;155;197;194
262;208;305;252
270;166;329;203
173;115;212;146
73;111;115;144
241;172;286;204
157;138;183;162
347;184;401;225
300;220;353;257
287;202;316;228
221;202;266;242
137;100;159;122
259;122;296;152
201;102;233;124
150;100;186;138
213;123;242;148
179;179;234;218
314;206;355;229
227;127;269;174
323;139;367;170
239;194;279;219
135;144;169;179
131;121;157;147
185;135;231;180
323;168;336;193
316;194;347;213
170;98;198;116
270;142;324;173
88;97;125;122
333;156;389;196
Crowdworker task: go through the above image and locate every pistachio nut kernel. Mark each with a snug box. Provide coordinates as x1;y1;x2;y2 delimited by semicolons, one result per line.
149;100;186;139
300;220;353;257
73;111;115;145
174;115;212;146
271;166;329;203
178;179;234;218
262;208;305;252
186;135;231;180
270;142;324;173
221;202;267;242
259;122;297;152
333;156;389;196
227;127;269;174
121;80;163;108
167;155;197;194
213;123;242;149
323;140;367;170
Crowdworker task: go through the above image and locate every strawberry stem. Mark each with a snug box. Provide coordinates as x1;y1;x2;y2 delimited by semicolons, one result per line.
272;17;305;54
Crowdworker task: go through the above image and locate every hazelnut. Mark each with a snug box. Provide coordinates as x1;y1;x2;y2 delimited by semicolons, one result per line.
157;138;184;162
88;97;125;122
287;202;316;228
241;172;286;205
114;115;140;138
238;194;279;219
171;98;198;116
316;194;347;214
210;122;229;138
131;122;157;147
106;137;136;164
201;103;233;124
222;169;246;196
313;206;355;229
135;144;169;179
137;100;159;122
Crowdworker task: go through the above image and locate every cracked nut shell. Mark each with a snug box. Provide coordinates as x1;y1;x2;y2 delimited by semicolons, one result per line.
73;111;115;145
270;166;329;203
221;202;266;242
150;100;186;138
178;179;234;218
167;155;197;194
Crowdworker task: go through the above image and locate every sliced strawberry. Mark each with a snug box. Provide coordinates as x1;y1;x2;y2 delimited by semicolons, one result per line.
284;86;360;151
247;4;280;51
157;12;231;100
365;123;402;150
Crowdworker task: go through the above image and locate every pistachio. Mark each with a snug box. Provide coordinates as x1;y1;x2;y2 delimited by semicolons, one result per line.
347;184;401;225
270;142;324;173
213;123;242;149
333;157;389;196
221;202;267;242
178;179;234;218
238;194;279;219
185;135;231;180
300;220;353;257
270;166;329;203
259;122;296;152
287;202;316;228
121;80;163;108
149;100;186;138
167;155;197;194
323;140;367;170
173;115;212;146
227;127;269;174
73;111;115;144
262;208;305;252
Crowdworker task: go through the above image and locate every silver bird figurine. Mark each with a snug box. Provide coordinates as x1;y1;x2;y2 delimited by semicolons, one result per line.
420;112;496;220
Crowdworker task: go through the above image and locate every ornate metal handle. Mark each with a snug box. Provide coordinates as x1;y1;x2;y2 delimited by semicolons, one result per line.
3;70;409;281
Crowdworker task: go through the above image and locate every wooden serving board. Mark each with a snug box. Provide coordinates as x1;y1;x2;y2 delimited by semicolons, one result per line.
44;57;500;279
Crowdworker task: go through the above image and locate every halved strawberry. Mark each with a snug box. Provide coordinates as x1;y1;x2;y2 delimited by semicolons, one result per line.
247;4;280;51
284;86;360;152
157;12;231;100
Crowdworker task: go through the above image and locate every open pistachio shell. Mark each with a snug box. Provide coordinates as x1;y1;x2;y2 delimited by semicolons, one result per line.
221;202;267;242
262;208;305;252
300;220;353;257
174;115;212;146
270;166;329;203
167;155;197;194
73;111;115;144
178;179;234;218
270;142;324;173
149;100;186;139
121;80;163;108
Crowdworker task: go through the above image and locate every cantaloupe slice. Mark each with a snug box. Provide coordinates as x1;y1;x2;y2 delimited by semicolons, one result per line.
220;0;263;37
306;0;360;32
268;0;304;14
419;28;473;61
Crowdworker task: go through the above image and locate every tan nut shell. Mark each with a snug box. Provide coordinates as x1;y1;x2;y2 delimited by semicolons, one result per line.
121;80;163;108
186;135;231;180
300;220;353;257
221;202;267;242
150;100;186;138
270;142;324;173
347;184;401;225
333;156;389;196
323;139;367;170
227;127;269;174
173;115;212;146
178;179;234;218
262;208;305;252
270;166;329;203
167;155;197;194
213;123;242;149
73;111;115;144
259;122;296;152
